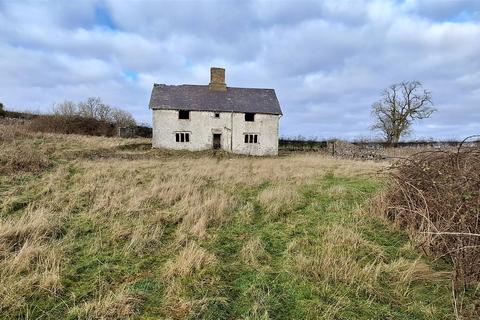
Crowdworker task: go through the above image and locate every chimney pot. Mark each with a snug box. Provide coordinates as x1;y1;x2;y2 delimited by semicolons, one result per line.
209;67;226;91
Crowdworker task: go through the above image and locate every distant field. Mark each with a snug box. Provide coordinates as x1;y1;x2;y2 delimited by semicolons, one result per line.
0;124;477;319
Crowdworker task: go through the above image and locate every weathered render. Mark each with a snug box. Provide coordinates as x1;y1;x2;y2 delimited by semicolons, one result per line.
149;67;282;156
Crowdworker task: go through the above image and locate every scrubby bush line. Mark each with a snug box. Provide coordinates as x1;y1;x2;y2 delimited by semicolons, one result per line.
29;115;117;137
0;97;138;138
384;140;480;301
52;97;136;128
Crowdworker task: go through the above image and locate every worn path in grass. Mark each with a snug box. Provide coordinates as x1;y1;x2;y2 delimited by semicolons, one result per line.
178;175;456;320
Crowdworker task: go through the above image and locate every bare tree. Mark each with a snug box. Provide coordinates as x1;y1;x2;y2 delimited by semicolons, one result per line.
110;107;136;127
53;100;77;116
57;96;136;127
77;97;117;122
0;102;5;117
95;103;112;122
78;97;103;119
371;81;435;145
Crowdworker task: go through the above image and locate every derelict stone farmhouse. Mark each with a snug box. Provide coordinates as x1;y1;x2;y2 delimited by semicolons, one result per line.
148;67;282;156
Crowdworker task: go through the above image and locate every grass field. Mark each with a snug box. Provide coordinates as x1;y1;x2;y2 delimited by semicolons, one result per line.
0;124;477;319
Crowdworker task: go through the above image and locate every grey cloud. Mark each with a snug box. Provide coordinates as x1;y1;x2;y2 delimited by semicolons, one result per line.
0;0;479;140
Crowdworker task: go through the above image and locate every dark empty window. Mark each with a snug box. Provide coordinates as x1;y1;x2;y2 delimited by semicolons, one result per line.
245;113;255;122
179;110;190;119
214;113;220;118
244;134;258;144
175;132;190;143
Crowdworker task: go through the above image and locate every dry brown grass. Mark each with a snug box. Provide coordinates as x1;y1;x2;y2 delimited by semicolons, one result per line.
163;242;217;279
241;236;271;267
293;226;383;291
0;208;63;252
258;184;300;216
162;279;227;320
384;258;451;294
174;189;234;240
0;207;64;313
68;285;144;320
0;123;147;162
292;224;448;301
161;242;219;319
0;145;52;175
0;122;36;142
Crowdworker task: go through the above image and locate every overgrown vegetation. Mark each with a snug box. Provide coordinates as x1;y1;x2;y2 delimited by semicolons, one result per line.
0;97;138;137
0;123;478;319
29;115;116;136
384;141;480;317
53;97;137;128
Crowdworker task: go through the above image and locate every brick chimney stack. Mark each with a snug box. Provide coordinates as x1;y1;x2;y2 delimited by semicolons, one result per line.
209;67;226;91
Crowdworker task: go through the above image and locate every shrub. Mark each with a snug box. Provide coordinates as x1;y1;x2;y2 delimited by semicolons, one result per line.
28;115;116;136
385;144;480;289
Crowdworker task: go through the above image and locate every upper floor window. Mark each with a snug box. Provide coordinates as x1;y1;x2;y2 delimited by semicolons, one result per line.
245;113;255;122
244;134;258;144
179;110;190;119
175;132;190;142
214;113;220;118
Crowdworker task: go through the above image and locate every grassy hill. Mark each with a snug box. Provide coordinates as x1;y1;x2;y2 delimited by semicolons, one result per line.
0;124;476;319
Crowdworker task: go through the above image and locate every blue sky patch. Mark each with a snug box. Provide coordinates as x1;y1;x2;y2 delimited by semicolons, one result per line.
122;70;139;82
94;4;117;30
448;11;475;23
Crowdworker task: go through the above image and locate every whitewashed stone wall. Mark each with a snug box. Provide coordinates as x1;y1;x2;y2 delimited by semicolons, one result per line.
152;109;279;156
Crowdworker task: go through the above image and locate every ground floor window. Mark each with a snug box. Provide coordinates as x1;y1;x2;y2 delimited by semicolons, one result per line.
175;132;190;142
244;134;258;144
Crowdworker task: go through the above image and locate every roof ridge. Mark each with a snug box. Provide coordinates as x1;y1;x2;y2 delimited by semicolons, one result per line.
154;83;275;91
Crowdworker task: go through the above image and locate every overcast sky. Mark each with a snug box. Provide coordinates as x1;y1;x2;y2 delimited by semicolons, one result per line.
1;0;479;140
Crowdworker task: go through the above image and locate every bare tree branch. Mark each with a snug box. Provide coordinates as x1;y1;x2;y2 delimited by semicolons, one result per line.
53;100;77;116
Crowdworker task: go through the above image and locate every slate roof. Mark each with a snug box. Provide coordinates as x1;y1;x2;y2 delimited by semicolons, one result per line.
149;84;282;115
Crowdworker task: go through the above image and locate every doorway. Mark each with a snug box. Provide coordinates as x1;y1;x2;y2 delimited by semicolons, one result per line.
213;134;221;149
